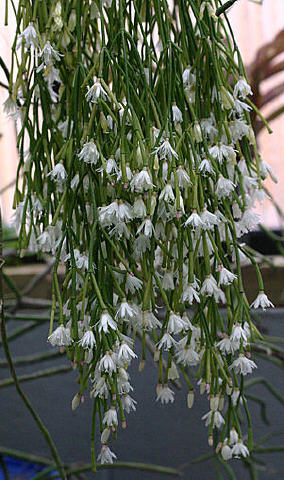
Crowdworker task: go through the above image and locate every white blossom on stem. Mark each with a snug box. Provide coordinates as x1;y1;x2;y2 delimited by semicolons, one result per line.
156;384;175;404
118;342;137;363
153;138;178;160
37;228;55;253
182;284;200;304
199;158;214;175
230;354;257;375
122;394;137;413
209;144;236;164
142;311;162;330
137;218;155;237
215;176;235;199
232;441;249;458
98;201;118;226
182;67;196;87
172;104;183;123
78;141;100;164
202;410;225;429
234;78;253;99
162;270;175;291
17;24;38;50
125;274;143;294
217;336;238;355
130;168;154;192
157;333;176;351
103;407;118;427
99;351;116;373
48;325;72;347
230;118;250;142
98;311;117;333
117;202;133;222
175;166;191;188
116;300;136;322
97;445;117;464
86;80;108;103
230;323;248;344
218;266;237;286
37;42;63;72
184;210;204;229
159;184;175;203
250;292;274;310
3;95;17;117
200;209;219;230
79;330;96;350
176;345;200;366
167;312;187;334
234;98;252;115
200;275;218;297
47;163;67;185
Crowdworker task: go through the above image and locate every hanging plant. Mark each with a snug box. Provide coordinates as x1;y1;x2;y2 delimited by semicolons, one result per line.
5;0;275;468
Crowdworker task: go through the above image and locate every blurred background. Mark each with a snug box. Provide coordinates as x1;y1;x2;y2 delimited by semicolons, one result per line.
1;0;284;227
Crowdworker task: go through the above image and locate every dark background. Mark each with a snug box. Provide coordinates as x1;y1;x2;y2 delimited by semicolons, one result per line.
1;310;284;480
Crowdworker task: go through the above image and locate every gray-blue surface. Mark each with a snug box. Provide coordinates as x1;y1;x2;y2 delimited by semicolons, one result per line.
1;310;284;479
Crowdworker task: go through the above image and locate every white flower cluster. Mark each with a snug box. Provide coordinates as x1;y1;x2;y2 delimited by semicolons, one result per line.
9;0;276;467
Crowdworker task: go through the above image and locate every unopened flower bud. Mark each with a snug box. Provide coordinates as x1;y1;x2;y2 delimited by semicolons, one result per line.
215;442;222;454
208;435;213;447
247;126;255;145
90;2;99;19
153;154;159;170
221;445;232;461
176;123;182;135
100;112;108;132
154;349;160;362
62;32;71;49
187;391;194;408
220;86;235;109
207;3;217;20
193;122;202;142
150;195;157;215
101;427;111;444
226;382;233;395
200;380;206;395
219;395;224;411
168;362;179;380
72;393;81;411
139;360;145;372
229;428;239;445
68;10;77;31
85;349;93;364
156;383;162;395
210;395;219;412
